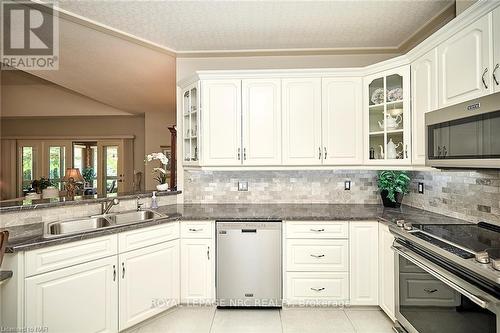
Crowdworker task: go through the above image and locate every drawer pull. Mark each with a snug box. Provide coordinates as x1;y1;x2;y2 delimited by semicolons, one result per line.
310;228;325;232
310;287;325;292
310;254;325;258
424;288;438;294
189;228;202;232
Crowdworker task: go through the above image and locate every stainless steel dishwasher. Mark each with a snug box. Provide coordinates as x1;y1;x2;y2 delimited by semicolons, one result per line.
216;220;282;308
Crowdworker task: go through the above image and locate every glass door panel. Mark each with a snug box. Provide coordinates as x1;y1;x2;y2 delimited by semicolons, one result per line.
48;146;65;189
104;146;119;194
182;83;199;163
22;147;35;192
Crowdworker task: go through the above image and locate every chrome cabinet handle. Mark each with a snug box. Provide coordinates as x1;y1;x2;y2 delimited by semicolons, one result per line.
237;148;241;160
482;68;488;89
122;262;125;279
310;228;325;232
318;147;322;160
207;246;210;260
437;146;442;157
493;64;499;86
310;254;325;258
424;288;438;294
243;148;247;160
405;145;408;159
113;265;116;281
442;146;447;157
324;147;327;159
189;228;202;232
310;287;325;292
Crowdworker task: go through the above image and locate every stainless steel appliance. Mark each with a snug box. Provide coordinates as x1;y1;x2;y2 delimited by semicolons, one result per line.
425;92;500;168
216;220;282;308
390;221;500;333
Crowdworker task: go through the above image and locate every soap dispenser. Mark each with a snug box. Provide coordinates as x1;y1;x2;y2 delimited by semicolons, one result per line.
150;191;158;209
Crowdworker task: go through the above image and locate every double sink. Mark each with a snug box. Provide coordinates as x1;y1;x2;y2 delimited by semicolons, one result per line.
44;210;166;238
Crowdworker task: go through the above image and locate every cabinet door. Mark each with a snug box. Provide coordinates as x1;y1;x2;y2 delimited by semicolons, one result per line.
25;256;118;333
349;221;379;305
322;78;363;165
201;79;242;166
282;78;322;165
494;7;500;93
181;238;214;302
438;14;492;107
242;79;282;165
411;48;438;165
378;224;396;321
119;240;179;331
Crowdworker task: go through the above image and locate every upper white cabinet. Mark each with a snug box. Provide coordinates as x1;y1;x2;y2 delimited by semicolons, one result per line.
438;14;492;107
242;79;282;165
349;221;379;305
494;6;500;92
322;78;363;165
282;78;322;165
364;66;411;165
201;79;242;166
182;83;200;164
411;49;438;165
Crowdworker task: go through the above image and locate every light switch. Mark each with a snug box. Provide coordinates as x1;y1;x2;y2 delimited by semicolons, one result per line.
345;181;351;191
238;181;248;191
418;182;424;194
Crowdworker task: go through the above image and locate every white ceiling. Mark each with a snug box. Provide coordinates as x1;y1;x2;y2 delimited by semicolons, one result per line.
58;0;454;53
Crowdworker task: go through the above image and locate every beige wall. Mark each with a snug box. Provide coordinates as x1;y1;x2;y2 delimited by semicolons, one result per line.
456;0;478;16
176;53;400;81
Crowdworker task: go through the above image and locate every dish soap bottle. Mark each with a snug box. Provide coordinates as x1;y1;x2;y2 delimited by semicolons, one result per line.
150;191;158;209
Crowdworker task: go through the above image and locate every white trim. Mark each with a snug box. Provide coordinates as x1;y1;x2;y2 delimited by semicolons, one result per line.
183;165;436;172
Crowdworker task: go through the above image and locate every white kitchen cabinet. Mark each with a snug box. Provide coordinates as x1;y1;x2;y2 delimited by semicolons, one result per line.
349;221;379;305
119;240;179;331
322;78;363;165
182;82;201;165
181;238;214;302
201;79;242;166
25;256;118;333
286;239;349;272
378;224;396;321
282;78;322;165
411;48;438;165
493;6;500;93
438;14;492;107
242;79;282;165
364;66;411;165
286;272;349;304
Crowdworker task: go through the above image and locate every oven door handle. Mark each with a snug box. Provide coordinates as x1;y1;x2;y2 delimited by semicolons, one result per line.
391;245;489;309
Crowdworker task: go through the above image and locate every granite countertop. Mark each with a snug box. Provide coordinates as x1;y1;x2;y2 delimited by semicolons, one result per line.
2;204;471;253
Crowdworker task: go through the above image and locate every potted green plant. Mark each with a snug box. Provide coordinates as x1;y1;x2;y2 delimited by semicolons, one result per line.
377;171;411;208
82;167;96;187
31;177;54;194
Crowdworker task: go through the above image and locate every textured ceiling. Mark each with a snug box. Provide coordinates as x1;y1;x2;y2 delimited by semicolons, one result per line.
58;0;454;52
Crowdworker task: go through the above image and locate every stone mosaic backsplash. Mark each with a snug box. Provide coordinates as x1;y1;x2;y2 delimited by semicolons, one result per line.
183;169;500;225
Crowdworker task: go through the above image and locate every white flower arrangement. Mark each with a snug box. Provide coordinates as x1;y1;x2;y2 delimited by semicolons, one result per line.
145;153;169;184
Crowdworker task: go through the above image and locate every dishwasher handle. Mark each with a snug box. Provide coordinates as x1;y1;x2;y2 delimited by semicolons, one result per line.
241;229;257;233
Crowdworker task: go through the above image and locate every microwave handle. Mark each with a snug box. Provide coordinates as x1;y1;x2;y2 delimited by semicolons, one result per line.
392;245;488;309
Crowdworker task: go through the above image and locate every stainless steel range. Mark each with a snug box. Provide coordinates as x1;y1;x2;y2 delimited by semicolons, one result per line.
390;221;500;333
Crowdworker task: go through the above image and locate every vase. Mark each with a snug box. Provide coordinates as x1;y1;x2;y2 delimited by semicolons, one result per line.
156;183;169;191
380;190;403;208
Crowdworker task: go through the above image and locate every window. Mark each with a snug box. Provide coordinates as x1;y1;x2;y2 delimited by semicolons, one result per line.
48;146;65;189
104;146;119;193
22;147;34;191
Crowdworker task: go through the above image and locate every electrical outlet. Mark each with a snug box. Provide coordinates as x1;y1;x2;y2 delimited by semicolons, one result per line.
418;182;424;194
345;180;351;191
238;181;248;191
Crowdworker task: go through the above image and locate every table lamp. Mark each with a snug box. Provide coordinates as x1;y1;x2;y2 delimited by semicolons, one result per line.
63;168;84;197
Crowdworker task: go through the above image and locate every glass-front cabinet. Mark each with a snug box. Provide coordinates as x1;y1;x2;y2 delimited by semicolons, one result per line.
364;66;411;164
182;82;200;165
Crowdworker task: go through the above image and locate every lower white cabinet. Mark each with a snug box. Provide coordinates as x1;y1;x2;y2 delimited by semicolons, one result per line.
286;272;349;303
180;238;214;302
378;224;396;321
25;256;118;333
286;239;348;272
349;221;379;305
119;240;179;331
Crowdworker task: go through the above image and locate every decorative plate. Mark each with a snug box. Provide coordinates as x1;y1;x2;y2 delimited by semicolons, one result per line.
387;88;403;102
371;88;384;105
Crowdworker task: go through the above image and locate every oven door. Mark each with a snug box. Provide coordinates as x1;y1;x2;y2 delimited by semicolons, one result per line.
393;244;499;333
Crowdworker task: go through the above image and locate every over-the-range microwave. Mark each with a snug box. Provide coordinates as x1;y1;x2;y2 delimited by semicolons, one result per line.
425;92;500;169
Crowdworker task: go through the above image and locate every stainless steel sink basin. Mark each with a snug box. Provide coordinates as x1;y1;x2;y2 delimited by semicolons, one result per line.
46;217;113;237
111;210;161;224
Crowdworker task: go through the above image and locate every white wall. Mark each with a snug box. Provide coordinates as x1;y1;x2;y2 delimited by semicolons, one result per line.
176;53;400;81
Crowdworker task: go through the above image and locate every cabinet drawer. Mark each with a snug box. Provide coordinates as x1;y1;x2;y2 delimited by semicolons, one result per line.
119;222;179;253
286;272;349;302
180;221;213;239
25;235;118;277
286;239;348;272
400;273;461;307
286;221;348;239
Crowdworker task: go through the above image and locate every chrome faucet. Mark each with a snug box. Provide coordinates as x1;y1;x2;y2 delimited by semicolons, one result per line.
101;198;120;215
136;196;144;211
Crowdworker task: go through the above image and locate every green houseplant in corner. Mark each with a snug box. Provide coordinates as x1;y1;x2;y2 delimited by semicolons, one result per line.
377;171;411;208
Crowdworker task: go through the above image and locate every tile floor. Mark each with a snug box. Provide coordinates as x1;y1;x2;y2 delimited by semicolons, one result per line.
126;306;394;333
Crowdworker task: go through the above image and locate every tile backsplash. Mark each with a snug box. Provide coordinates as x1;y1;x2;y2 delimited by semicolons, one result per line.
183;169;500;225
